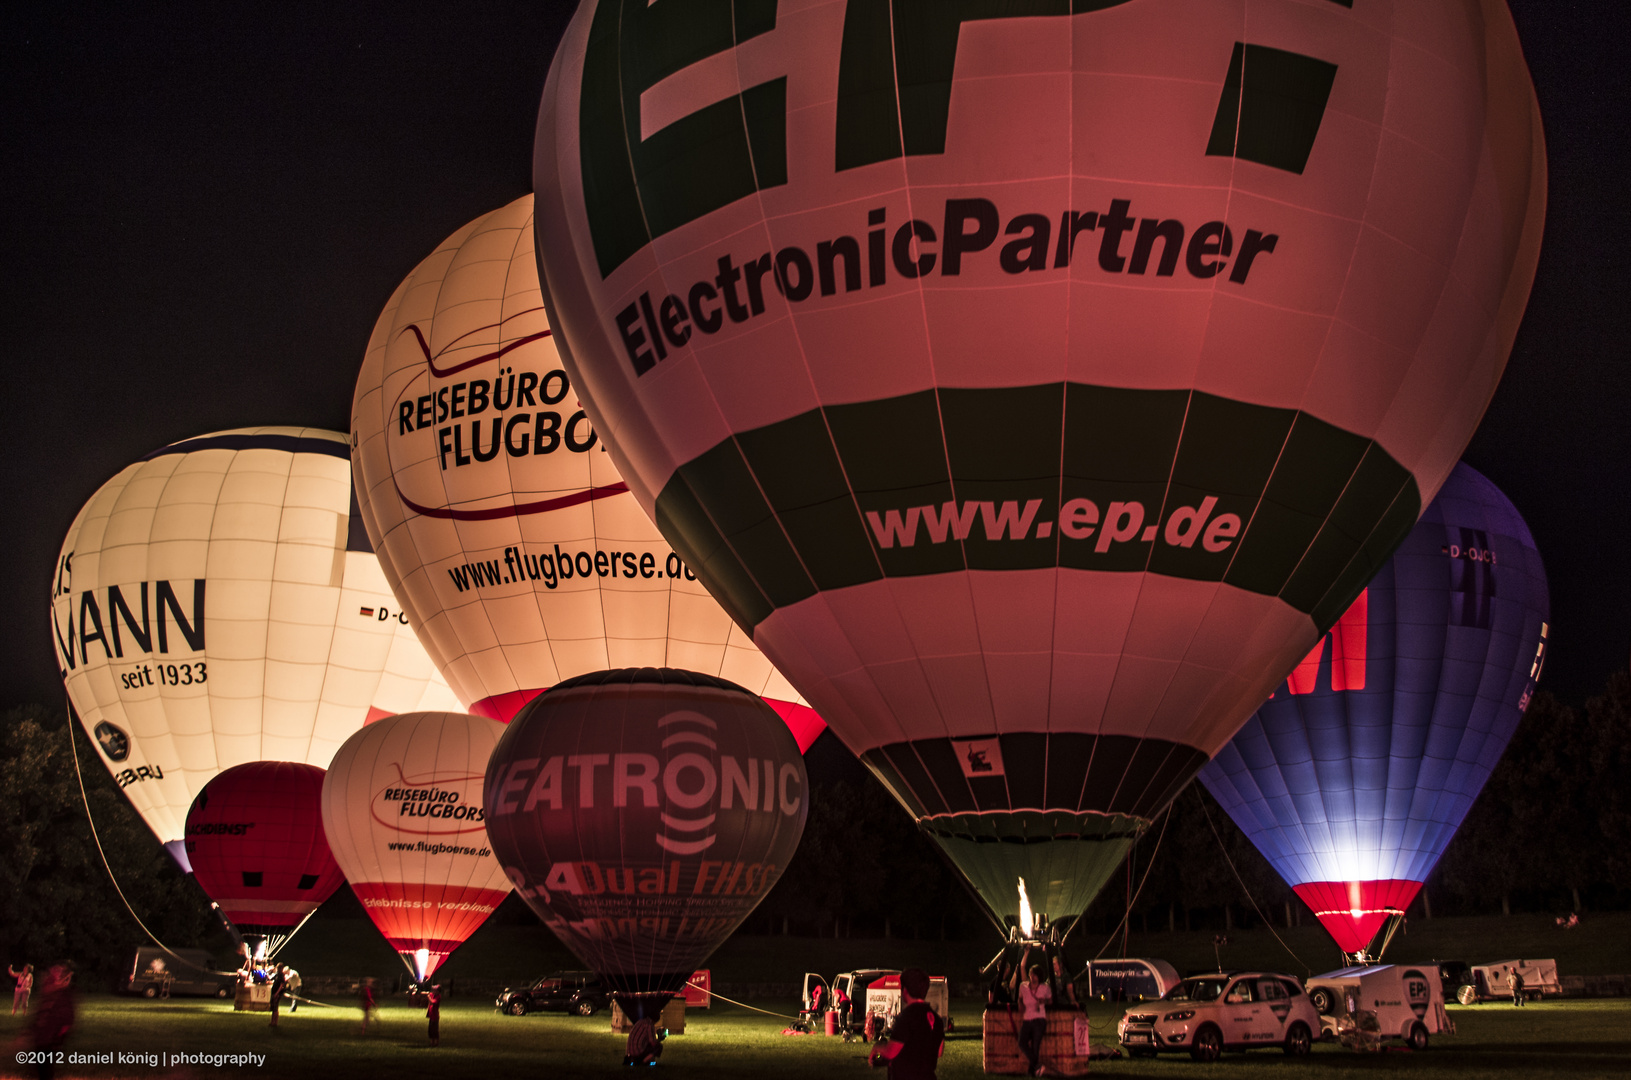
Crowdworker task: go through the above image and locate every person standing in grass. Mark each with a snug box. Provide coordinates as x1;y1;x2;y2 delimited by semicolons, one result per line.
9;963;32;1014
284;967;302;1013
267;965;288;1027
426;985;443;1047
359;978;379;1034
27;964;74;1080
1507;967;1526;1007
868;968;944;1079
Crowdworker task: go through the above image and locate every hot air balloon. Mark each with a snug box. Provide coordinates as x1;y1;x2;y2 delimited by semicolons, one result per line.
184;761;344;954
349;196;824;751
483;669;806;1013
1198;463;1549;959
51;427;461;869
530;1;1545;928
321;711;513;982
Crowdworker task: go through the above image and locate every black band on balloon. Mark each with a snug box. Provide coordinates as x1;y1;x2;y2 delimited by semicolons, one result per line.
142;432;351;462
862;732;1208;822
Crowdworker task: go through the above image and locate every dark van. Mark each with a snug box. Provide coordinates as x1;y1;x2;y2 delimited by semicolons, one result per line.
125;948;234;999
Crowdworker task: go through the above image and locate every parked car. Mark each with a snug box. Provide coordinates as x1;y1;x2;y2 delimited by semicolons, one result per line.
124;948;233;999
1117;971;1319;1062
495;971;609;1016
1304;964;1455;1050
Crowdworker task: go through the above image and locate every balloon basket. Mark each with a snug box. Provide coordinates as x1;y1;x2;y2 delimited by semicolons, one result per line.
611;997;686;1035
981;1008;1092;1076
233;983;271;1013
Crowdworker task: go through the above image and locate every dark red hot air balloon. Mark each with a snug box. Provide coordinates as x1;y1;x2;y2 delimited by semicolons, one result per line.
484;669;807;1012
185;761;344;953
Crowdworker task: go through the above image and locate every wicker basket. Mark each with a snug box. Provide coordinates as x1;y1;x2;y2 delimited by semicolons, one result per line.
982;1007;1092;1076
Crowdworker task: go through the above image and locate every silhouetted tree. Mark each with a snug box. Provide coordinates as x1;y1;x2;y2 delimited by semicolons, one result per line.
0;705;218;983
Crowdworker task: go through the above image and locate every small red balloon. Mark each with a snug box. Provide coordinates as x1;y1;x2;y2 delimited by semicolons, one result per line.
185;762;344;940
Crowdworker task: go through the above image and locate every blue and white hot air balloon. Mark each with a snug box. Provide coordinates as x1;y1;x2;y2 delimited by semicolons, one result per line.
1198;463;1549;956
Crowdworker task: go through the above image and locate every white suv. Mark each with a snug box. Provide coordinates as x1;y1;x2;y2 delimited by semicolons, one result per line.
1117;972;1320;1062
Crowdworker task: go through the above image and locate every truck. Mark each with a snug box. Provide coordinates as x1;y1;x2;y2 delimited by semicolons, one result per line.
799;969;952;1038
125;948;234;999
1303;964;1455;1050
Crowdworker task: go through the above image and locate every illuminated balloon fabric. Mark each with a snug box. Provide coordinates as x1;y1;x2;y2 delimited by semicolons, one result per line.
483;669;807;996
50;427;462;868
530;1;1545;923
1198;463;1549;953
320;711;513;980
184;762;343;936
349;196;825;750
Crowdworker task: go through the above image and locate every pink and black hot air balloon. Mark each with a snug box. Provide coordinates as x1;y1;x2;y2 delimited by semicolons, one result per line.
1199;464;1549;959
484;668;806;1016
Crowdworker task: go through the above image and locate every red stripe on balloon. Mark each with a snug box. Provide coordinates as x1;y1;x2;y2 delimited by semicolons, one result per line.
472;687;827;752
397;315;553;379
393;479;630;521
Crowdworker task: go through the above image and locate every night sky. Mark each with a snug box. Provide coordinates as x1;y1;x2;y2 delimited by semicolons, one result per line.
5;2;1626;715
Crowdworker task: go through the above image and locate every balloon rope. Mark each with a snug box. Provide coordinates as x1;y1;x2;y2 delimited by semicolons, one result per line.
1087;803;1171;962
1194;787;1310;977
62;700;236;980
266;909;320;961
697;987;804;1022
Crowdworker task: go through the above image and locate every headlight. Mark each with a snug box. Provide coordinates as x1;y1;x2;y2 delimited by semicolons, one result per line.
1164;1010;1195;1022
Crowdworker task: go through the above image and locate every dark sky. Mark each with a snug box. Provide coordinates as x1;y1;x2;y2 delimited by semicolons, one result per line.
4;1;1626;714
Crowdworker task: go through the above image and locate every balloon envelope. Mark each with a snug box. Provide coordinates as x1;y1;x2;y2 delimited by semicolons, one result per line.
52;427;461;868
1199;464;1549;953
185;761;343;941
531;0;1544;925
350;196;824;751
483;669;806;995
321;711;513;980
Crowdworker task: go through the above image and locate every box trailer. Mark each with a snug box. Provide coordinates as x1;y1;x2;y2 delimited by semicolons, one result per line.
1304;964;1454;1050
1460;959;1560;1004
1084;958;1180;1002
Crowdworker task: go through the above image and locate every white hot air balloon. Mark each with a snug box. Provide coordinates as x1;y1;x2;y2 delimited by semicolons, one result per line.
320;711;513;981
51;427;461;868
350;195;824;749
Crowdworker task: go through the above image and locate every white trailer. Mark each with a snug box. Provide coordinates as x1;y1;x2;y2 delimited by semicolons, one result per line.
1460;959;1561;1003
1304;964;1454;1051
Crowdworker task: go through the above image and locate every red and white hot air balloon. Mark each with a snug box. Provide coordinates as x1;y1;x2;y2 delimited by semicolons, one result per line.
349;196;824;751
185;761;344;954
320;711;513;981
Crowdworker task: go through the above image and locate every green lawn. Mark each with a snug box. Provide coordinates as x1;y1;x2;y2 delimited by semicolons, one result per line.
2;995;1627;1080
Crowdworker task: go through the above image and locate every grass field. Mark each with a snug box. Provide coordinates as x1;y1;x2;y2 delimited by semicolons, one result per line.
3;994;1628;1080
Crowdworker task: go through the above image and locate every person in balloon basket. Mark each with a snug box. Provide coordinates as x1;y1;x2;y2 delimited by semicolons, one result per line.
25;963;75;1080
1016;964;1052;1077
1507;967;1526;1007
867;968;944;1079
9;962;33;1015
267;964;288;1027
425;984;443;1047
